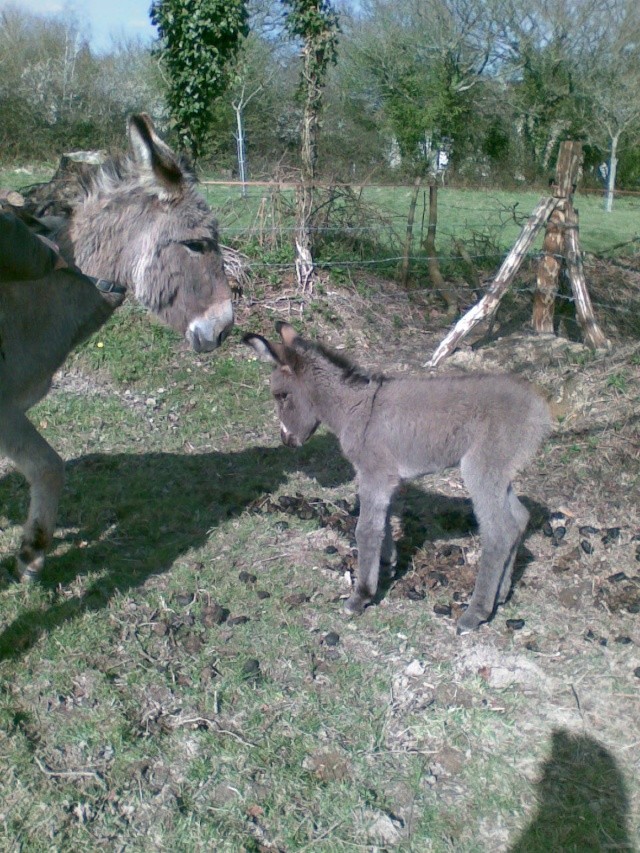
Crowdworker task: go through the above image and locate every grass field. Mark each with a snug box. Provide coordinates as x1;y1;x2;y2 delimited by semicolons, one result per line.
0;162;639;850
0;271;639;850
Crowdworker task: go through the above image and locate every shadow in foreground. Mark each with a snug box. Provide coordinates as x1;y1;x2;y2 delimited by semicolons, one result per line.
510;728;634;853
0;433;352;662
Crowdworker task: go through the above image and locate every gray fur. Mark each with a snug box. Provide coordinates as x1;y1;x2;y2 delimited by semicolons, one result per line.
244;323;552;632
1;114;234;580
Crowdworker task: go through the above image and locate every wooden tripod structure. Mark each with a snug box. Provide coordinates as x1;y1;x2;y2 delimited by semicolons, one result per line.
427;141;609;368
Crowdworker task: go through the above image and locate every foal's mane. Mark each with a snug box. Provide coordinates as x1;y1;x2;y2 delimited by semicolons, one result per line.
297;338;387;387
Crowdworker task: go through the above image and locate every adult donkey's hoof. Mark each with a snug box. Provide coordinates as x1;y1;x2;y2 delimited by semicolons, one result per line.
16;557;44;583
17;542;46;583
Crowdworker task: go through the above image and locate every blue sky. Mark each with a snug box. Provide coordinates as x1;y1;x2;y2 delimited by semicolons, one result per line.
13;0;156;53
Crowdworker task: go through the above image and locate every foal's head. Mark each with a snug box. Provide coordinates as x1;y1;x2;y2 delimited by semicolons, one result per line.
243;322;322;447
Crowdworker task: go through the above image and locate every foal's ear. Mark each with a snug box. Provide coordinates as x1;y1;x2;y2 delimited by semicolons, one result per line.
275;321;299;347
243;333;284;365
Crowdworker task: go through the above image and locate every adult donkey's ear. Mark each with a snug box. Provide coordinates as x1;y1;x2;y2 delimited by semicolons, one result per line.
243;333;285;364
275;321;298;347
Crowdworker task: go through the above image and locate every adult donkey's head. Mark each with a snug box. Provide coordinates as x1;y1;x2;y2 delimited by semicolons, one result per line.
69;114;233;352
244;322;324;446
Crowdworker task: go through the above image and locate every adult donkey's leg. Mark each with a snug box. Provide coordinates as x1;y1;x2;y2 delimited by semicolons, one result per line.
457;455;525;633
0;409;64;580
345;476;397;615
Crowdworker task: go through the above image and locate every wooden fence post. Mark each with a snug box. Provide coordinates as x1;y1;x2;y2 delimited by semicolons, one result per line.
532;141;583;333
426;196;558;367
564;206;609;349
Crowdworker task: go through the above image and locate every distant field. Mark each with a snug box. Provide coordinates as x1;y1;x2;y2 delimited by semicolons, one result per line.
2;163;638;260
198;181;640;259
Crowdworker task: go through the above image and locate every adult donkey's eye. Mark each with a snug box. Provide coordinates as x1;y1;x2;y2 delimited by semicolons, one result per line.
274;392;288;402
182;240;207;253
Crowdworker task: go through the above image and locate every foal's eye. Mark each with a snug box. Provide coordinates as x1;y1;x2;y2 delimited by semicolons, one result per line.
274;392;288;402
182;240;207;254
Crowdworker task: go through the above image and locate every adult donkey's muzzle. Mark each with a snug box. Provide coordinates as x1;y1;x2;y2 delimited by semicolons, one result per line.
187;300;234;352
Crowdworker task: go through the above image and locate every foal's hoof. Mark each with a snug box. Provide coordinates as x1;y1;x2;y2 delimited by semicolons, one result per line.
344;594;370;616
456;607;486;634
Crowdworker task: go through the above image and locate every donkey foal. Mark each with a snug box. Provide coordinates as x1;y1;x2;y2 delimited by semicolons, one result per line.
245;323;552;632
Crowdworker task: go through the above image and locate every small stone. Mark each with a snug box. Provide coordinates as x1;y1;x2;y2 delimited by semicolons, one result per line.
284;592;310;607
228;615;250;626
608;572;628;583
579;525;599;536
615;636;632;645
580;539;594;555
324;545;338;555
634;667;640;678
433;603;452;617
241;658;261;680
174;593;193;606
406;587;426;601
238;571;257;584
274;521;289;532
256;590;271;600
550;511;567;522
506;618;525;630
585;629;596;641
201;604;230;626
601;527;621;545
405;659;426;677
441;544;463;557
542;521;554;537
552;526;567;541
323;631;340;647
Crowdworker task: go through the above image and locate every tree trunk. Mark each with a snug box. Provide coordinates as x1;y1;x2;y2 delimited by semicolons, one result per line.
604;132;619;214
422;182;457;315
400;176;422;288
294;42;320;293
234;104;248;198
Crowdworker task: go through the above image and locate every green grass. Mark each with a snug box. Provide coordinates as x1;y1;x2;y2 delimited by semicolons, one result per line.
197;182;640;261
0;260;638;850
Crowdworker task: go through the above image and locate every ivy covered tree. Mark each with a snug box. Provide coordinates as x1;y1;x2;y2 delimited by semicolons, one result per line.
150;0;249;161
282;0;339;291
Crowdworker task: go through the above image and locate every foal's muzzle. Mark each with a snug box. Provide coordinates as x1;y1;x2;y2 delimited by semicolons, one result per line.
280;426;301;448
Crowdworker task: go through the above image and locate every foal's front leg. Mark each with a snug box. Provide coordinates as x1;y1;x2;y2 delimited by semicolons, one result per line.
345;478;396;615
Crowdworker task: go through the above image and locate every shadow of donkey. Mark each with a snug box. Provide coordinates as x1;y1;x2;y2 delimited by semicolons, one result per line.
0;433;352;661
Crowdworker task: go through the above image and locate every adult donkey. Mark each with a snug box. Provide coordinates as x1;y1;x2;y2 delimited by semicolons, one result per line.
245;323;552;633
1;114;234;580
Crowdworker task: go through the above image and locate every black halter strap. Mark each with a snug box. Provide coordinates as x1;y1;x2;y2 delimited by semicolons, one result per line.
86;275;127;296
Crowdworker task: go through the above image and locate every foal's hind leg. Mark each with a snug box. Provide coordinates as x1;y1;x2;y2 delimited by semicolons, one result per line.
0;410;64;580
457;458;525;633
496;486;529;605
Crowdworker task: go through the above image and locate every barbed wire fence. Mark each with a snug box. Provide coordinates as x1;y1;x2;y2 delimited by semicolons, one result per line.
201;173;640;344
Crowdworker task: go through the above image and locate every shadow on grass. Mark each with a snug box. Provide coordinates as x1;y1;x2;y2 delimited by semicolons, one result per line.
509;728;633;852
376;483;547;605
0;433;353;661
